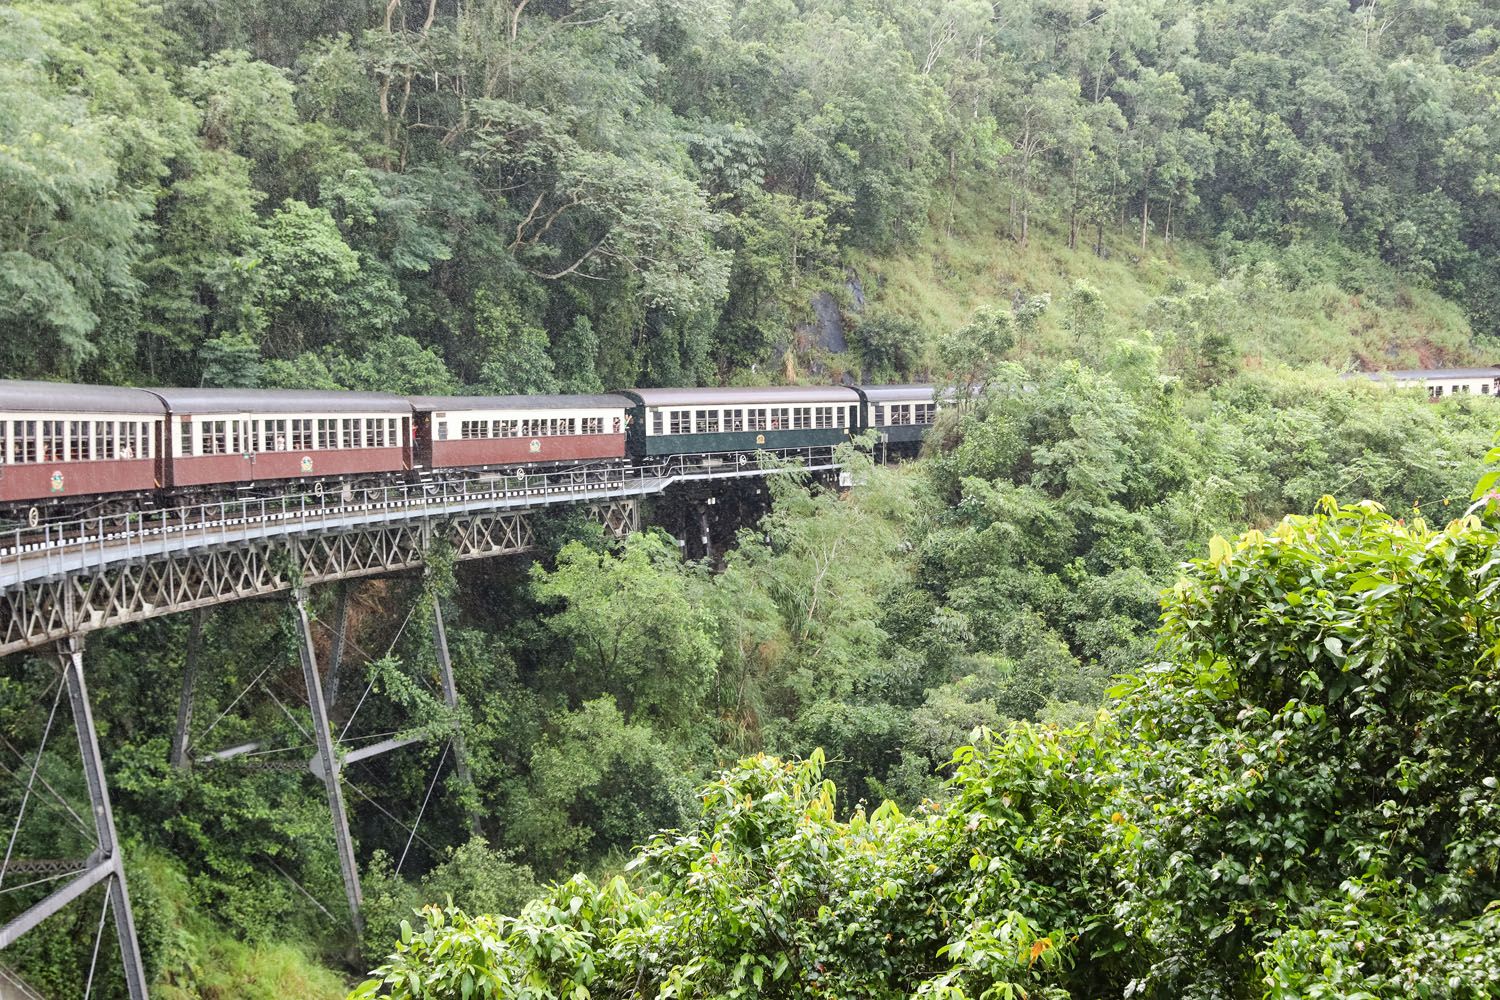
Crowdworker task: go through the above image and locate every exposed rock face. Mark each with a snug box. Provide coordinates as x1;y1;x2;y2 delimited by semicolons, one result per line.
846;271;866;313
808;290;848;354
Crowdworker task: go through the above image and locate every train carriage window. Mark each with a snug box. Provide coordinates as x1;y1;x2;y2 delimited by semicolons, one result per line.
14;421;36;463
746;409;766;432
651;411;663;435
461;419;482;439
370;419;385;448
916;403;936;424
875;404;887;426
291;419;312;450
695;410;719;434
267;419;288;451
206;420;230;455
42;420;64;462
725;409;744;432
67;421;87;462
436;419;448;441
815;406;832;428
792;407;810;430
889;405;909;426
669;410;689;435
497;420;515;438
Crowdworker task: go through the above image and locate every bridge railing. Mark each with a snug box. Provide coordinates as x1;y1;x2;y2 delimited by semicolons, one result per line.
0;446;838;584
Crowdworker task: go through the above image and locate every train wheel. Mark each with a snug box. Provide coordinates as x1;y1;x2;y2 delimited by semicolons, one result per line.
26;506;38;529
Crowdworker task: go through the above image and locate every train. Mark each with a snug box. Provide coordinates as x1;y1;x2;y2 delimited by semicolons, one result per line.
0;380;941;525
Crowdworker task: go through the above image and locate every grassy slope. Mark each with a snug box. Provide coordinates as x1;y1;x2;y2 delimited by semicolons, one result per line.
848;180;1476;371
138;850;351;1000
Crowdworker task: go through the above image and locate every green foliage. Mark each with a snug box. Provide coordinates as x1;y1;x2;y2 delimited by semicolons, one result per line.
358;485;1500;998
532;531;719;727
360;837;537;964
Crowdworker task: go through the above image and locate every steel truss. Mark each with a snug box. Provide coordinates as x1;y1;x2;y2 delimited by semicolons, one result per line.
0;509;543;658
0;639;148;999
0;444;838;995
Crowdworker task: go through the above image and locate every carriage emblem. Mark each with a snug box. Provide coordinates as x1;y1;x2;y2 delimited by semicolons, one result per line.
529;439;542;453
755;434;765;445
49;470;64;493
300;455;314;473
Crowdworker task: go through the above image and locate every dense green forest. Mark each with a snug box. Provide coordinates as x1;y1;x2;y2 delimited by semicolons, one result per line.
5;0;1500;386
2;0;1500;997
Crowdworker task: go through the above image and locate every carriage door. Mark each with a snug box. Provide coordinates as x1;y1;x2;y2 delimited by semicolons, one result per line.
412;412;432;469
236;413;257;483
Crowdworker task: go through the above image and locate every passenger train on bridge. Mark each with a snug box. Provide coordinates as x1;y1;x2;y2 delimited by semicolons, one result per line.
0;380;941;525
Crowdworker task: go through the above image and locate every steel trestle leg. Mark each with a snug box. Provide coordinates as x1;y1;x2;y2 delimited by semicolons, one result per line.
429;597;478;834
291;589;363;936
170;609;204;770
0;641;149;997
326;584;351;724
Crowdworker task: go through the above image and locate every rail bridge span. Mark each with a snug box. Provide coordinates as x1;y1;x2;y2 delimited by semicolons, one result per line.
0;447;842;999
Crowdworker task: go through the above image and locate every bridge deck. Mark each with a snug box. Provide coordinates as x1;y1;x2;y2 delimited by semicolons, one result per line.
0;449;840;656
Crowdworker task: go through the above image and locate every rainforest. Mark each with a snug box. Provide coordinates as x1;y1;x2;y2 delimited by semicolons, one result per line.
0;0;1498;997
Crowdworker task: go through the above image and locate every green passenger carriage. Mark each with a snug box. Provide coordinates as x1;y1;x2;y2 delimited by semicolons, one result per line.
617;387;863;457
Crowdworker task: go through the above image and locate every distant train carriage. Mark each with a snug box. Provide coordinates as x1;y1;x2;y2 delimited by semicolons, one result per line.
618;386;862;457
408;395;630;472
852;384;939;446
0;381;165;518
147;389;412;490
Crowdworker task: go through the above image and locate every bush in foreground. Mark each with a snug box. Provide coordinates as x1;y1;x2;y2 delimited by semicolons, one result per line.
355;488;1500;998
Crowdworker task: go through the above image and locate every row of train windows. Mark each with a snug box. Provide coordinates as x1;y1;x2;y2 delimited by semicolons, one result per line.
1427;383;1492;397
186;417;403;456
444;416;612;440
3;420;157;464
650;405;854;436
873;402;937;426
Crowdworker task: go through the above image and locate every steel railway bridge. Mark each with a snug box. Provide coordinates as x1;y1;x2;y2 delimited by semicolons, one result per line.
0;447;842;999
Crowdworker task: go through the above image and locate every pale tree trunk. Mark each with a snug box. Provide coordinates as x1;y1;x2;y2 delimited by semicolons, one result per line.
1068;159;1080;250
1139;177;1150;251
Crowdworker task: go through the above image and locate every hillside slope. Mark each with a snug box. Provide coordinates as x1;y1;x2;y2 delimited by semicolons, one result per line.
832;181;1478;377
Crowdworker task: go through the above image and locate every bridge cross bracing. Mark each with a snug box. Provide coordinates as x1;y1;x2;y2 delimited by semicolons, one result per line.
0;447;839;998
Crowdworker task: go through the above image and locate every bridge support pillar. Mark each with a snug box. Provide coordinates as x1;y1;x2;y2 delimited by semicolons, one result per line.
325;583;351;725
291;588;363;937
429;596;478;834
170;608;204;770
0;639;149;999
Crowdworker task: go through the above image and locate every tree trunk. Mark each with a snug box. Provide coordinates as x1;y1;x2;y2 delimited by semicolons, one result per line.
1165;198;1173;243
1068;160;1080;250
1140;183;1150;251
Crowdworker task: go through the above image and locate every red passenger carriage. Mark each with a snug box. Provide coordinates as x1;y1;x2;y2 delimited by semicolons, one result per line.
147;389;412;492
0;381;164;521
408;395;630;473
